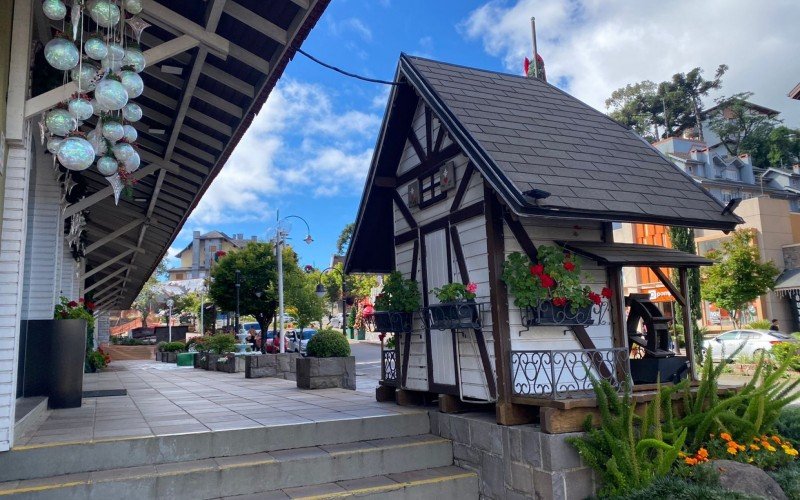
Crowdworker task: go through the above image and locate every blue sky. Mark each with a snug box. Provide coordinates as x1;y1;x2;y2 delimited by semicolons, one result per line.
167;0;800;271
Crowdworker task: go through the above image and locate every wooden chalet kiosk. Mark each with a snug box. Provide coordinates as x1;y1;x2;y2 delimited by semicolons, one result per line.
345;55;741;429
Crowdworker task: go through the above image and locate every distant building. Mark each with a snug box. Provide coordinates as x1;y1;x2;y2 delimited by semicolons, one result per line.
789;83;800;100
168;231;258;281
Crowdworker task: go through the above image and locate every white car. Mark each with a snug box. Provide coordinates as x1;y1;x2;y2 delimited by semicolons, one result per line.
702;329;797;360
287;329;318;356
327;314;344;329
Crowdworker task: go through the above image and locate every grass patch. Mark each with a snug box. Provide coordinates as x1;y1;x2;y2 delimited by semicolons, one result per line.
770;461;800;500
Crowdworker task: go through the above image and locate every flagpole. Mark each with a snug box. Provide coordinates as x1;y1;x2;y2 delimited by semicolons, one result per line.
531;17;539;79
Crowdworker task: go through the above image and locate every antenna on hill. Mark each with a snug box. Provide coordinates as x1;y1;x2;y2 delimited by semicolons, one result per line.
530;17;539;79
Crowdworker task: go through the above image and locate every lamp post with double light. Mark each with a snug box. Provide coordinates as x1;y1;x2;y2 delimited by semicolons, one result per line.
275;211;313;353
315;266;347;337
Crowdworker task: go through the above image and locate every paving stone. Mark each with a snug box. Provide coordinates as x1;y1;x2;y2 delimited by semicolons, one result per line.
282;482;347;498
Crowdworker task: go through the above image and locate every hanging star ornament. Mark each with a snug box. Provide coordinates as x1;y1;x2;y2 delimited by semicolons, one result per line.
106;172;124;204
126;16;151;44
38;114;47;145
66;212;86;247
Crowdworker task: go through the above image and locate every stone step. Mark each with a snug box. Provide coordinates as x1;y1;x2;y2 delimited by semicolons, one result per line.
0;412;431;483
0;435;454;500
221;465;479;499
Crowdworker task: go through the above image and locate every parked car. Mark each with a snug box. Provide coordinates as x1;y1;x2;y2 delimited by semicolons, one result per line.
241;322;261;334
702;329;797;360
288;329;318;355
263;330;289;353
327;314;344;329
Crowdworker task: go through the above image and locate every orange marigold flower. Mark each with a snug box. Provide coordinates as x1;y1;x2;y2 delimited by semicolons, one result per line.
750;444;761;451
761;440;771;448
720;433;732;442
727;447;738;455
772;436;782;444
737;444;745;451
697;448;709;459
684;457;698;466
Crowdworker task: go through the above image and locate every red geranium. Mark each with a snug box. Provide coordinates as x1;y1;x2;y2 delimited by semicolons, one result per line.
78;298;85;303
68;300;78;308
588;292;602;305
552;297;567;307
563;261;575;272
601;287;613;299
60;311;68;318
85;301;95;310
539;274;555;288
530;263;544;276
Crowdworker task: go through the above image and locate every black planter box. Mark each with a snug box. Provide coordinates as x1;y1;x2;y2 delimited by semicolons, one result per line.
49;319;88;409
372;311;413;333
164;352;177;363
427;303;480;330
523;302;594;327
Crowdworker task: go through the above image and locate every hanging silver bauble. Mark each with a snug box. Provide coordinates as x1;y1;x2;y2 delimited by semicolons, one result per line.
88;0;120;28
124;0;143;15
44;38;80;71
87;127;107;156
96;155;119;176
122;102;142;122
68;98;94;121
70;62;99;91
108;42;125;62
57;136;95;171
119;70;143;98
122;124;138;143
102;121;125;142
45;108;77;137
95;78;129;111
112;142;135;163
122;48;146;73
84;37;108;60
123;151;140;173
47;138;64;155
42;0;67;20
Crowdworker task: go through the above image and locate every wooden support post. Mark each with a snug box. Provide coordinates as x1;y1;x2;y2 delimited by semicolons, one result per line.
375;385;396;402
679;268;697;380
485;187;536;425
395;388;425;407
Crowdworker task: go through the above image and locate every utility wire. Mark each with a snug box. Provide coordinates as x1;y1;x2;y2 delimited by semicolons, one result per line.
295;48;403;86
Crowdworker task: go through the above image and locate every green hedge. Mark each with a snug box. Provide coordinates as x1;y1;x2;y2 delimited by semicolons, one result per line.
306;329;350;358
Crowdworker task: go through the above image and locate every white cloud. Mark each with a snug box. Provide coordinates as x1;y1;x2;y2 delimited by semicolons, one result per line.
328;17;373;42
460;0;800;126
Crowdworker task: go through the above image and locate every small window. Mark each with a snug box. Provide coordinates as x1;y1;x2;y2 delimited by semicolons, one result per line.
418;170;447;208
175;273;184;280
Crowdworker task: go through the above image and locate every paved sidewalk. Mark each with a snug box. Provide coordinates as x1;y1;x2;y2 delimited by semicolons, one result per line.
16;360;419;447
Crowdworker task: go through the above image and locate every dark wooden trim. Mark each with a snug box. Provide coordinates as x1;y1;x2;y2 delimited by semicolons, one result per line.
433;123;445;153
571;325;612;378
449;225;469;284
425;106;433;155
450;162;475;213
503;211;538;262
450;201;485;226
392;190;418;229
374;176;396;188
410;239;419;281
407;127;426;163
401;331;412;387
651;267;686;306
396;143;460;186
474;328;498;399
679;268;697;381
394;230;417;246
420;217;451;234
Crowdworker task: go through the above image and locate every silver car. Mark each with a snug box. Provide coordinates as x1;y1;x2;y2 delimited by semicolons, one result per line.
702;329;797;359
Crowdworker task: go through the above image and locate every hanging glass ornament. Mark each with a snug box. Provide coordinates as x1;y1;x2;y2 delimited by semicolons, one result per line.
70;62;100;91
88;0;120;28
84;37;108;60
106;172;124;204
122;47;146;73
108;42;125;62
87;127;107;156
112;142;135;163
68;97;94;121
38;114;47;145
122;124;138;143
96;155;119;176
122;102;142;122
95;77;128;111
47;138;64;155
44;37;80;71
102;120;125;142
124;0;143;15
45;108;77;137
70;1;82;40
125;16;151;44
123;151;140;173
57;136;95;171
119;70;143;98
42;0;67;20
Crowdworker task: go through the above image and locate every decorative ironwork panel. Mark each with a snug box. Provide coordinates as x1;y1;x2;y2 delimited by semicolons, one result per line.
382;348;398;386
510;348;630;399
426;302;485;331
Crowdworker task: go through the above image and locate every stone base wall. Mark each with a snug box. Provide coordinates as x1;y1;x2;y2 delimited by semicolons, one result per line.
245;353;300;380
430;412;596;499
216;354;246;373
296;356;356;390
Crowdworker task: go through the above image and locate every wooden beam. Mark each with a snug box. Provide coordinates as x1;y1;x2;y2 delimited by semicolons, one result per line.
679;268;697;381
165;48;207;161
24;35;200;119
228;43;270;74
651;267;686;307
141;0;230;58
84;266;130;294
85;219;146;255
93;279;125;300
203;63;254;98
83;249;137;280
223;2;288;45
289;0;309;9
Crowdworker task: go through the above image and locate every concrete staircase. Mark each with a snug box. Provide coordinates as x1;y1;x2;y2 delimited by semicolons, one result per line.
0;412;477;499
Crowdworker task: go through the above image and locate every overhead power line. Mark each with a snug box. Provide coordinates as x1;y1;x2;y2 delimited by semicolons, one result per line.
295;48;403;86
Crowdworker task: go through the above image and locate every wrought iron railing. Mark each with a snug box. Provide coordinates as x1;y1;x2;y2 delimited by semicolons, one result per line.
382;348;398;386
510;348;629;399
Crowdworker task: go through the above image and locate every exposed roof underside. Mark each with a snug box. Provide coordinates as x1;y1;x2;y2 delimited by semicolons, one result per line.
346;55;740;273
30;0;330;310
558;241;713;267
775;268;800;292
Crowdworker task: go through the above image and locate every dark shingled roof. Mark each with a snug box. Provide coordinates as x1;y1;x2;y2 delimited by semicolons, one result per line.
558;241;713;267
401;55;741;230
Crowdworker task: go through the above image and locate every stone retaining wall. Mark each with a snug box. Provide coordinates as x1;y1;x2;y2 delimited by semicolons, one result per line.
296;356;356;390
245;353;300;380
430;412;596;499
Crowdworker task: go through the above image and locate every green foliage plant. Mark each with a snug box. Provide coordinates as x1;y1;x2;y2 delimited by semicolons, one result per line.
771;342;800;371
54;296;96;352
432;282;477;303
748;319;773;330
567;377;687;497
777;407;800;446
306;329;351;358
770;461;800;500
86;350;107;371
161;341;186;353
203;334;236;354
374;271;420;312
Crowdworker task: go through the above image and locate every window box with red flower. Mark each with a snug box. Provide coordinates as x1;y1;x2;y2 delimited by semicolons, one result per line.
371;272;420;333
502;246;610;327
427;282;483;331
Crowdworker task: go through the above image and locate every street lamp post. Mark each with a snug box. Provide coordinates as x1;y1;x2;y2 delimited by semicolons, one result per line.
275;211;313;354
315;266;347;336
234;270;241;335
166;298;174;342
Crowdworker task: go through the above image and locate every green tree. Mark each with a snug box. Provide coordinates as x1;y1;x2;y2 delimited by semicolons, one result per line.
668;227;702;357
605;80;660;141
708;93;780;167
336;223;355;256
669;64;727;141
285;272;326;331
700;229;779;327
767;126;800;167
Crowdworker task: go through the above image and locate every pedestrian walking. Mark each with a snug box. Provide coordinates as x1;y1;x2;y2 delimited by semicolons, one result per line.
770;319;780;332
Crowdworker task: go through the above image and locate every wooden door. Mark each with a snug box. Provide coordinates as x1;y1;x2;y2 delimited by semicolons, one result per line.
422;227;458;393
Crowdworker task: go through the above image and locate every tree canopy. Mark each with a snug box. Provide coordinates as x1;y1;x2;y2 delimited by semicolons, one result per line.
336;223;355;256
700;229;779;327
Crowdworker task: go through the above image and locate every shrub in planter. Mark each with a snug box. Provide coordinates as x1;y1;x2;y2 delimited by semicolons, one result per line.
86;350;108;372
372;272;420;333
306;329;351;358
162;341;186;352
156;341;167;352
428;282;480;330
203;334;236;354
